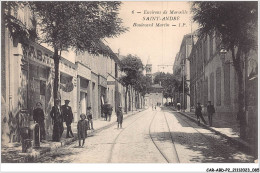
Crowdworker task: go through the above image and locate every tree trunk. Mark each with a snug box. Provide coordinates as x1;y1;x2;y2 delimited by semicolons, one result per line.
125;86;128;113
231;46;247;140
53;48;59;105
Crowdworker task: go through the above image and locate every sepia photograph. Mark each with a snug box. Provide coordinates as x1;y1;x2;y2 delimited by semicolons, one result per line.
1;1;259;172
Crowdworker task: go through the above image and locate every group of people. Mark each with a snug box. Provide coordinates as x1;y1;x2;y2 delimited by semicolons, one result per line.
195;101;215;126
33;98;94;143
49;99;75;142
33;98;124;147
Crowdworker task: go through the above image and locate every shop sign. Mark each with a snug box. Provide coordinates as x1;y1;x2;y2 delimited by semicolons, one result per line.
77;63;91;80
99;76;107;88
107;81;115;85
23;44;54;68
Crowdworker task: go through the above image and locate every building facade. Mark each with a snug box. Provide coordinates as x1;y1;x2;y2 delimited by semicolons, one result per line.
1;4;145;145
189;32;258;147
173;34;193;111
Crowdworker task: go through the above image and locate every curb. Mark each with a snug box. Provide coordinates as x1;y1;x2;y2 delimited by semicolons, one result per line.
26;109;145;163
169;108;253;155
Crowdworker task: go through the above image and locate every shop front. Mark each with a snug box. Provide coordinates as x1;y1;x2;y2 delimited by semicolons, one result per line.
98;75;107;118
76;63;92;121
91;72;99;119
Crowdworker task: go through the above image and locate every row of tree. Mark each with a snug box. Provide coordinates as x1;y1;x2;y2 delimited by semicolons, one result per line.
120;54;152;113
3;1;127;118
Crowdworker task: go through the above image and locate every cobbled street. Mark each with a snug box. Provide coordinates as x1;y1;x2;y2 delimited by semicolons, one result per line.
36;107;254;163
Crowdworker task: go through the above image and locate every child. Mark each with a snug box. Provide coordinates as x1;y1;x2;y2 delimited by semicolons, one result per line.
87;106;94;130
116;106;123;129
77;114;88;147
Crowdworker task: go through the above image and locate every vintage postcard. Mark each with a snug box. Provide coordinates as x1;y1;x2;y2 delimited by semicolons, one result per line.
1;1;258;172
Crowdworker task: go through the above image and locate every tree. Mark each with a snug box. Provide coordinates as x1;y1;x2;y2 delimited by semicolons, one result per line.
192;1;257;139
29;2;126;106
153;72;188;102
120;54;144;113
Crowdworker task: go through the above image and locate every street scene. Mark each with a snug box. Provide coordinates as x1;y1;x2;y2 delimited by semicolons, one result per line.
1;1;258;172
34;108;254;163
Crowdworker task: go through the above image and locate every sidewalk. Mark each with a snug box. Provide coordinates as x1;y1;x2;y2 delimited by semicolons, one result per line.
168;107;254;156
1;109;145;163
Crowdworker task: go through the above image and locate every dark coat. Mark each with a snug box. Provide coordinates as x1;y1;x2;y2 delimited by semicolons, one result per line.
103;104;113;115
195;105;202;116
50;106;64;141
77;119;88;139
116;109;123;124
61;105;73;124
33;108;45;124
207;105;215;115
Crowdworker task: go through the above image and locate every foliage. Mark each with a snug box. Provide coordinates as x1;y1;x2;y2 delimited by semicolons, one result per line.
133;73;152;96
29;1;127;54
192;1;257;53
153;72;188;99
2;2;37;45
28;1;126;102
119;54;144;87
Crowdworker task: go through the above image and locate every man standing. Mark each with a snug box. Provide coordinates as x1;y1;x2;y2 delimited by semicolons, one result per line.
116;106;123;129
195;102;207;126
207;101;215;126
50;98;64;142
33;102;46;141
61;100;74;138
103;101;113;121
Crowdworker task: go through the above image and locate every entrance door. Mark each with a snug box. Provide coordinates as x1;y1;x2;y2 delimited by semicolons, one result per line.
80;92;87;115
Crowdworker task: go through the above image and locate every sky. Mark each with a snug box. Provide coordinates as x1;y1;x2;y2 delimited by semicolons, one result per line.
50;1;198;74
106;1;198;73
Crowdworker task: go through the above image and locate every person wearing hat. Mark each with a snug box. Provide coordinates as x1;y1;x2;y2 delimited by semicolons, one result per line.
87;106;94;130
50;98;64;142
61;99;74;138
116;105;123;129
207;101;215;126
195;102;207;126
33;102;46;141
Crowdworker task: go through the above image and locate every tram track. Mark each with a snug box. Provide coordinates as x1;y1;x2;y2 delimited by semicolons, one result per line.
107;110;151;163
149;110;180;163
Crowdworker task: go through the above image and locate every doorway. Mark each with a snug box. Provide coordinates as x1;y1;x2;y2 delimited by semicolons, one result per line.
80;92;87;115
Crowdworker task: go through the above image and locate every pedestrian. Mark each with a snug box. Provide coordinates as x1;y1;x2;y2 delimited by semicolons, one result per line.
61;100;74;138
207;101;215;126
33;102;46;141
103;101;113;121
87;106;94;130
50;98;64;142
116;106;123;129
102;101;108;121
77;113;88;147
177;102;181;112
107;104;113;122
152;104;154;111
195;102;207;126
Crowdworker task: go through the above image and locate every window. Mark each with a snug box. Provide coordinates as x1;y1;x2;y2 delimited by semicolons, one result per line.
224;64;231;105
216;67;221;106
209;34;214;57
210;72;214;104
